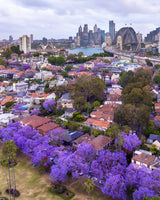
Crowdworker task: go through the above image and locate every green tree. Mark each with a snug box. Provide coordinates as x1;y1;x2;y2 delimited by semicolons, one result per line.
70;75;106;111
0;140;18;200
48;56;66;66
104;59;111;64
145;59;153;66
61;71;68;77
10;45;23;56
114;104;150;132
82;126;91;134
0;57;7;67
84;178;95;200
144;196;160;200
91;101;100;109
65;65;73;71
153;73;160;84
118;71;134;88
44;83;50;93
104;123;120;138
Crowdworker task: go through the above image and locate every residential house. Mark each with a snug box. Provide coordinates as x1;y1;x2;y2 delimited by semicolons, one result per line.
34;93;50;104
84;118;110;131
34;71;53;81
153;140;160;150
64;108;76;118
84;61;95;69
0;113;19;126
11;53;18;61
0;65;6;70
147;134;160;143
6;68;19;79
57;93;73;109
63;131;84;144
13;82;28;93
0;96;15;106
37;122;59;136
0;82;8;93
20;115;51;129
46;92;56;100
72;133;95;148
90;103;118;123
77;71;93;77
131;152;160;170
155;103;160;115
88;135;113;151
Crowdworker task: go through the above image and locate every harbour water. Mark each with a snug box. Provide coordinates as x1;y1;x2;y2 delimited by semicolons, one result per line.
67;47;104;56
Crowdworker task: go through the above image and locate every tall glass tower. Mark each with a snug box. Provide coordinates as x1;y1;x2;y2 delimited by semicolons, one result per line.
109;20;115;43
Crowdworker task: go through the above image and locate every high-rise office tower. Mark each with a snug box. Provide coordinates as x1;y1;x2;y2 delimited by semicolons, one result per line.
94;24;98;33
101;30;105;44
30;34;33;43
83;24;88;33
9;35;13;43
82;24;89;47
19;35;31;53
78;25;82;35
109;20;115;43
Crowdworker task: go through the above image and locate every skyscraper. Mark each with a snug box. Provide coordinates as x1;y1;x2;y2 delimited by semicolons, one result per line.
19;35;31;53
94;24;98;33
9;35;13;43
109;20;115;43
30;34;33;43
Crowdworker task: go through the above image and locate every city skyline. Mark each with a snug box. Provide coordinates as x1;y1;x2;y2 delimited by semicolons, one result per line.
0;0;160;40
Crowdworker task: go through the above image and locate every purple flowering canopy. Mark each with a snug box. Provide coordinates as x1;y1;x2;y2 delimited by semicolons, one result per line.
43;99;56;113
22;64;31;71
117;132;142;152
30;110;41;116
0;121;159;200
12;103;26;115
22;52;32;57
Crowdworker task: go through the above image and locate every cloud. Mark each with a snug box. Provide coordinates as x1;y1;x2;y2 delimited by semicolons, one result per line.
0;0;160;39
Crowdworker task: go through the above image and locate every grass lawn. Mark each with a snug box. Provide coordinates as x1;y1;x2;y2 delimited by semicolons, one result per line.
0;143;114;200
0;152;62;200
65;177;114;200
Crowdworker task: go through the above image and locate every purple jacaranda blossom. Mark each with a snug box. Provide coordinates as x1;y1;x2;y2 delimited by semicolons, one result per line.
101;174;127;200
30;110;41;116
22;64;31;70
117;132;142;152
43;99;56;113
12;103;26;115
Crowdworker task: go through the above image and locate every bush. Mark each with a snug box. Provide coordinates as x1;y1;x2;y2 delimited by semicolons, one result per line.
0;197;9;200
82;126;91;134
49;187;75;200
6;189;20;197
91;129;102;137
52;184;66;194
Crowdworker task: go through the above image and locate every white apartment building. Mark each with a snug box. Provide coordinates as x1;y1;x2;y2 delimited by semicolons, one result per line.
19;35;31;53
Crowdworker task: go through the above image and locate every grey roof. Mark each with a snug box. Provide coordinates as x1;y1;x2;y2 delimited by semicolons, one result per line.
148;134;160;142
63;131;84;142
61;93;71;100
17;91;27;97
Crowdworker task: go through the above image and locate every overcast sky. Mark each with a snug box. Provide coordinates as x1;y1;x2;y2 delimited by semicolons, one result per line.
0;0;160;40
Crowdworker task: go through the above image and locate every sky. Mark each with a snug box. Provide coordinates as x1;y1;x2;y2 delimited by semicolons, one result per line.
0;0;160;40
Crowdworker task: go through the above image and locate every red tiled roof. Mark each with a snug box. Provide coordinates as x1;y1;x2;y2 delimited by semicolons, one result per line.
132;153;156;166
37;122;59;133
6;68;19;73
0;65;5;70
85;118;110;129
89;135;113;151
20;115;51;129
1;96;15;105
